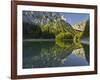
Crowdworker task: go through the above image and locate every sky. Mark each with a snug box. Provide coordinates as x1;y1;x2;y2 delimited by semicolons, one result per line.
61;12;89;25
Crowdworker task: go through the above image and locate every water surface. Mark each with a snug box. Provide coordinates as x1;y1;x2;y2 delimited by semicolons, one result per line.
23;41;89;69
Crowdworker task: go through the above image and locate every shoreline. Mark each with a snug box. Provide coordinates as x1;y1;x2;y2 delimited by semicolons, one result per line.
23;39;55;42
23;39;89;45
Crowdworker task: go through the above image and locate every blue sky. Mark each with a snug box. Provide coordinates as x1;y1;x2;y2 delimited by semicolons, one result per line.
61;13;89;25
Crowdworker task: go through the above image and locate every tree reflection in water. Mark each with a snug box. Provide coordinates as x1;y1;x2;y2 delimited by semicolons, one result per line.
23;40;89;68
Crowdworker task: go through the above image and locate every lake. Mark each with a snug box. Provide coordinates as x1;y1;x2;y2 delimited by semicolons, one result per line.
23;40;89;69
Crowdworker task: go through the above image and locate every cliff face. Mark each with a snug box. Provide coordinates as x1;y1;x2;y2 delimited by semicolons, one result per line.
72;20;89;39
23;11;66;25
72;21;87;31
23;11;75;39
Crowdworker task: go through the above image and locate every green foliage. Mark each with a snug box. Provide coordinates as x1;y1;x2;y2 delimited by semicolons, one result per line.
23;18;75;39
73;31;83;43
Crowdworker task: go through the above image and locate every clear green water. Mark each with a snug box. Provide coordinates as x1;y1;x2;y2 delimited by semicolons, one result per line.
23;41;89;69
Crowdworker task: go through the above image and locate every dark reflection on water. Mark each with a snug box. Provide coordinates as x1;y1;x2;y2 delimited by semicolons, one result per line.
23;41;89;69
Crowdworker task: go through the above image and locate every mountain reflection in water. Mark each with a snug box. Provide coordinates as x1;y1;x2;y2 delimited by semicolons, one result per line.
23;40;89;69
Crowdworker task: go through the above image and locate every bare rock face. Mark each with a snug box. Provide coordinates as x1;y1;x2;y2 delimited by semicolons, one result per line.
23;11;66;25
72;21;87;31
23;11;75;38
